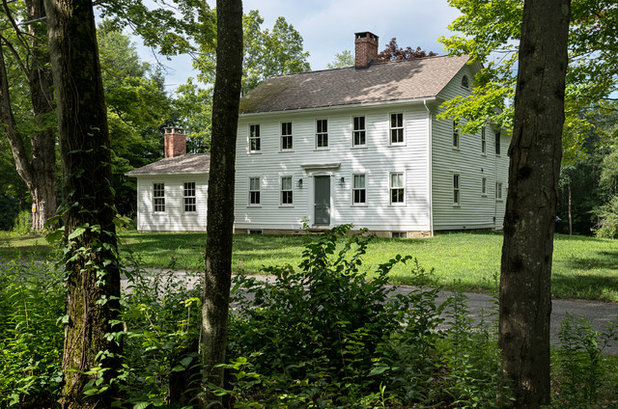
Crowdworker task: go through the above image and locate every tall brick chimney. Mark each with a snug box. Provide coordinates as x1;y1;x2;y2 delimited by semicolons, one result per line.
164;127;186;158
355;32;379;68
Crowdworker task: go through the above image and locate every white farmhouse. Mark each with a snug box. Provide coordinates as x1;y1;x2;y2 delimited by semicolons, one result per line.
128;32;510;237
234;32;509;237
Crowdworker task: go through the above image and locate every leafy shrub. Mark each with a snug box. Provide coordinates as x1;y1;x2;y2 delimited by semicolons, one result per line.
230;227;413;387
0;259;64;408
11;210;32;235
227;225;508;408
551;313;617;408
116;256;203;408
594;196;618;239
435;293;507;408
0;254;203;409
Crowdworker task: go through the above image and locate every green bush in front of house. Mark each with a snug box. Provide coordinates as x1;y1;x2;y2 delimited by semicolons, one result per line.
224;225;509;408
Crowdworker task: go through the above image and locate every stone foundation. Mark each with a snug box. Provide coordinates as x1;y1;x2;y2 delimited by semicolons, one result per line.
234;228;433;238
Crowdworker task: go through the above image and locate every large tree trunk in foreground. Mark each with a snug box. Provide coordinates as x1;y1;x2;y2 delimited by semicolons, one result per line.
44;0;122;407
0;0;57;231
201;0;243;403
498;0;570;407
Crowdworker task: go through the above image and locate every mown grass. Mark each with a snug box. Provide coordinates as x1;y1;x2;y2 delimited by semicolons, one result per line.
1;230;616;301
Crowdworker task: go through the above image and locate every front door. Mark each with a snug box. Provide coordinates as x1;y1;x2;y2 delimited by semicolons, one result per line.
314;176;330;225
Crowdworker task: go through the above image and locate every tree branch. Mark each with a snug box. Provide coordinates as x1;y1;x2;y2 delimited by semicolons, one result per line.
1;0;31;52
0;33;31;79
0;45;34;186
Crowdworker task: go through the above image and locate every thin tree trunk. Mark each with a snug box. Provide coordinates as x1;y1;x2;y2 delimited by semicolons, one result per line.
498;0;571;407
568;182;572;235
0;46;34;189
0;0;56;231
27;0;56;231
201;0;243;404
43;0;122;407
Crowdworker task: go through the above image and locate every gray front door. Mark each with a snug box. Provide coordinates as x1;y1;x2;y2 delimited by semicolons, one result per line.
314;176;330;225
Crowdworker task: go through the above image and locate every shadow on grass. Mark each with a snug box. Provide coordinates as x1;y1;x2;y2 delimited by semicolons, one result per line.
0;245;54;260
554;233;611;243
551;272;618;302
564;253;618;271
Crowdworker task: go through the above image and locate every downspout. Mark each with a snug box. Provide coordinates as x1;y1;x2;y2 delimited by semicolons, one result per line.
423;99;434;237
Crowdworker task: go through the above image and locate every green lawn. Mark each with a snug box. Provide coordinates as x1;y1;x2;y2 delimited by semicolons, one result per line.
1;230;616;301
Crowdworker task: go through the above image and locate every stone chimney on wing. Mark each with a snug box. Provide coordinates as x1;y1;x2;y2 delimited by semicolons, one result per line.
355;32;379;68
164;127;186;158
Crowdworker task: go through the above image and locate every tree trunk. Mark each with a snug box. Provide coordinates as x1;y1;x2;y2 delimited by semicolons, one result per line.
43;0;122;407
0;46;34;192
27;0;57;231
568;182;572;235
0;0;57;231
201;0;243;404
498;0;571;408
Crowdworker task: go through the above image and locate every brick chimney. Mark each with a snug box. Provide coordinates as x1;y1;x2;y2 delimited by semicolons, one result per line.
164;127;186;158
355;32;379;68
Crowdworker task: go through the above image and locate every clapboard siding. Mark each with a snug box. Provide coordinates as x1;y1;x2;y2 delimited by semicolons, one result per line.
136;174;209;231
431;66;510;230
235;104;431;233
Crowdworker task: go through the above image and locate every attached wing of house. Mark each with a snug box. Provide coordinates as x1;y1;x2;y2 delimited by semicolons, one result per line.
126;133;211;232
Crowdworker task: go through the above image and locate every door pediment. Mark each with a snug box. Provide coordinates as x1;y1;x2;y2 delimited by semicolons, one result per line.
300;162;341;170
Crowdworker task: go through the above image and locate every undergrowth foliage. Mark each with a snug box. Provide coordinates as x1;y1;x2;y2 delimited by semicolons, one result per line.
226;225;509;408
551;313;618;409
0;260;64;408
115;255;203;408
1;226;616;408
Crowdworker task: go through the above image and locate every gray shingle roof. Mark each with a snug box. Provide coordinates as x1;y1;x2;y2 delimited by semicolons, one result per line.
126;153;210;176
240;54;471;114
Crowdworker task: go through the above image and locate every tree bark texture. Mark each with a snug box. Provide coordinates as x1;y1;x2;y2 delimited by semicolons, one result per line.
201;0;243;402
498;0;571;408
568;182;572;235
0;0;57;231
26;0;57;230
43;0;122;407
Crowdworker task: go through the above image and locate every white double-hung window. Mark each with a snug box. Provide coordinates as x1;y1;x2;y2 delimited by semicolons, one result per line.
390;113;404;144
281;122;293;150
453;121;460;149
316;119;328;148
281;176;293;205
353;174;366;204
249;124;261;152
353;116;366;146
184;182;196;212
390;172;404;204
249;177;260;205
153;183;165;212
453;174;460;205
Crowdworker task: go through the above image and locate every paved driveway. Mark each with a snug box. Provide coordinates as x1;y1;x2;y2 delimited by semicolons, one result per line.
123;270;618;356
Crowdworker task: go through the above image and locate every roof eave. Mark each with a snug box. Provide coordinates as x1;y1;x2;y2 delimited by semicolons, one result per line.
126;171;210;177
239;96;438;118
